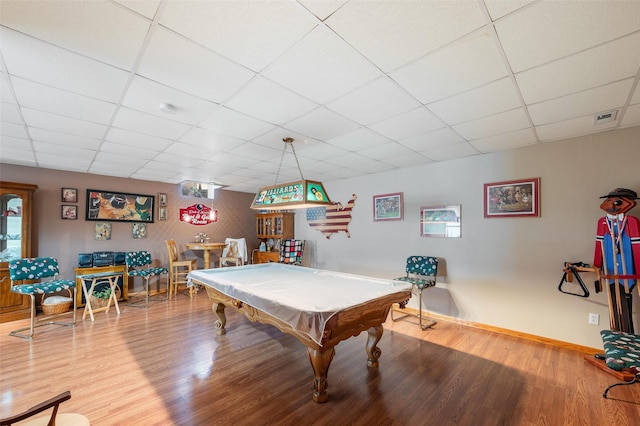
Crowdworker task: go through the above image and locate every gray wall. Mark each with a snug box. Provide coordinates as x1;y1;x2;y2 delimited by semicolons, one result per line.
297;126;640;349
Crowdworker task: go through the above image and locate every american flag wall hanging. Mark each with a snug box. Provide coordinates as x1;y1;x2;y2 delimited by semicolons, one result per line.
306;194;357;239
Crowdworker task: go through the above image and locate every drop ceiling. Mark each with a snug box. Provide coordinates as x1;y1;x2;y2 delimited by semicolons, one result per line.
1;0;639;194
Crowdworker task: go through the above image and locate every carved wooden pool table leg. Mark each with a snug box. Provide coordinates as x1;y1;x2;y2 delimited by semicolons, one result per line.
366;325;384;367
306;346;335;403
213;302;226;335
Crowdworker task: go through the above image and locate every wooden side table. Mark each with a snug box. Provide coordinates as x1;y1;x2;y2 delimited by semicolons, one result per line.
76;271;122;321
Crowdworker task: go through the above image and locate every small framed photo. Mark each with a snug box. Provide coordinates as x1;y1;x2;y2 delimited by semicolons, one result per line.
61;205;77;220
484;177;540;218
421;205;461;238
158;206;167;221
95;222;111;240
158;193;167;206
61;188;77;203
132;223;147;239
373;192;403;221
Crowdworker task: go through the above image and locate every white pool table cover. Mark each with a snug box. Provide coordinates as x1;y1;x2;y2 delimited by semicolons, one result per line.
188;263;412;345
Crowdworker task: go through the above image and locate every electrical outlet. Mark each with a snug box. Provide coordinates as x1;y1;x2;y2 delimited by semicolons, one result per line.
589;313;599;325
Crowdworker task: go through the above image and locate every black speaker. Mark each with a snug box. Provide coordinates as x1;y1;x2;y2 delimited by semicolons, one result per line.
114;252;125;265
78;253;93;268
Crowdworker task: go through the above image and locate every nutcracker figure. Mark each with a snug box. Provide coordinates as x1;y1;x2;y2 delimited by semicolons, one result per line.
593;188;640;332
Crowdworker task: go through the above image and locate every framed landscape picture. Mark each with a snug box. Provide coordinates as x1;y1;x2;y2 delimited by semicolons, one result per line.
484;178;540;218
373;192;403;221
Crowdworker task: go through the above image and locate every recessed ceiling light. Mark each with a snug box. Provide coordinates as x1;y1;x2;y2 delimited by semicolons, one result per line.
159;103;177;115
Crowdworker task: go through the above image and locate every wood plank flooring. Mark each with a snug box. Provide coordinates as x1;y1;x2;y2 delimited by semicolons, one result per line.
1;290;638;425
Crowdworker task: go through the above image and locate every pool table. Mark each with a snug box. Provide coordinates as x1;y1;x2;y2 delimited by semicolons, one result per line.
188;263;412;402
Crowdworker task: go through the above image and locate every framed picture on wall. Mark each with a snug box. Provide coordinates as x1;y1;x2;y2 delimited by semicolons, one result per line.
484;178;540;218
132;223;147;239
420;205;461;238
158;206;167;221
61;188;77;203
85;189;154;222
373;192;403;221
158;193;167;206
61;205;77;220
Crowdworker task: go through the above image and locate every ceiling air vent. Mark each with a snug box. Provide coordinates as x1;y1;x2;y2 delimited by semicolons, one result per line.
594;110;617;125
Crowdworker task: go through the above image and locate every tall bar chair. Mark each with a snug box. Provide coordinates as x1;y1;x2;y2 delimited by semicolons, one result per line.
391;255;439;329
165;239;197;299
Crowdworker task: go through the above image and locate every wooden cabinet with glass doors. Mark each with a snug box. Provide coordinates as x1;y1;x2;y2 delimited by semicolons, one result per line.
0;182;38;323
253;212;294;264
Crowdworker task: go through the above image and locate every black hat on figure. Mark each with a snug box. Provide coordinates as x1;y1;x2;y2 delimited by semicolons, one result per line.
599;188;639;199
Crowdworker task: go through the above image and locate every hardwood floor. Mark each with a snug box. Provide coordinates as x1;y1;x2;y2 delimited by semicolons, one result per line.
1;291;638;425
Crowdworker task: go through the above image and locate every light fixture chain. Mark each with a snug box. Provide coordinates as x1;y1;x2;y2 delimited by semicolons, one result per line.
274;138;304;185
290;142;304;180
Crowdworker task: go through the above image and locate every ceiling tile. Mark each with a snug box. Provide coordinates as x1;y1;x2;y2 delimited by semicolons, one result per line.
296;141;350;161
178;127;246;151
100;141;159;160
496;0;640;72
382;152;433;168
298;1;347;20
111;107;191;140
36;153;92;170
621;104;640;128
199;107;276;140
398;127;465;152
327;77;420;125
0;29;130;103
105;128;173;151
284;107;360;140
1;102;22;124
536;116;617;142
0;146;36;166
263;25;381;104
528;79;633;125
33;140;96;160
0;121;27;139
160;0;318;72
358;142;415;161
30;128;101;150
12;77;116;124
93;151;148;167
428;77;521;124
137;27;256;103
422;142;480;162
484;0;535;20
516;32;640;104
228;142;282;160
114;0;161;20
22;108;106;139
225;77;318;125
326;128;390;151
122;76;219;125
391;28;509;103
469;128;537;153
367;107;445;140
452;108;531;140
0;0;150;69
326;0;485;72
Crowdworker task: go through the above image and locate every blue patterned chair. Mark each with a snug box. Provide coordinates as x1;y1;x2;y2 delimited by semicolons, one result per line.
8;257;77;338
599;330;640;398
279;239;304;266
391;256;439;329
125;251;169;308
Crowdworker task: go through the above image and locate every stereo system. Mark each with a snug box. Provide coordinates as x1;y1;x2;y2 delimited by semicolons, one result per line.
78;251;126;268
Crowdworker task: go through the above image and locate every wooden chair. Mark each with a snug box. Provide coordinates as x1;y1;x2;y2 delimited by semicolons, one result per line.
165;239;197;299
0;390;89;426
219;237;247;267
125;251;168;308
278;239;304;266
8;257;77;339
391;256;439;329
